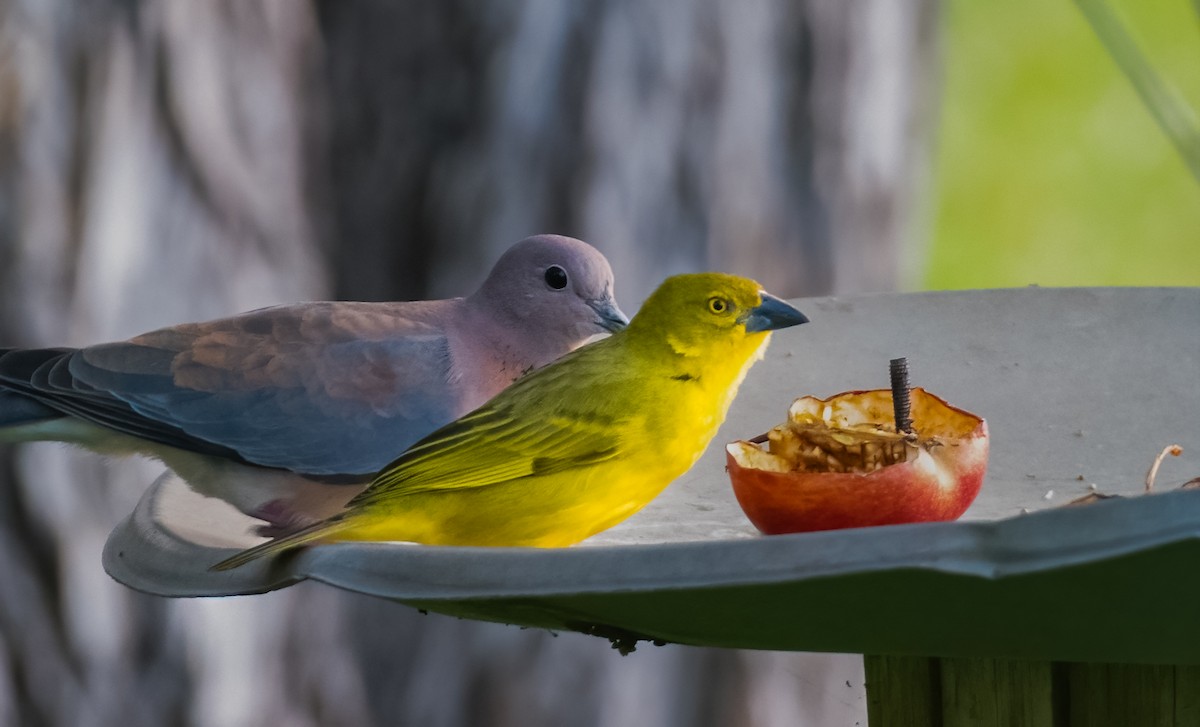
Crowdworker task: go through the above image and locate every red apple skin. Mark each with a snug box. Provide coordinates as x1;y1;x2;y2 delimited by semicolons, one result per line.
727;419;988;535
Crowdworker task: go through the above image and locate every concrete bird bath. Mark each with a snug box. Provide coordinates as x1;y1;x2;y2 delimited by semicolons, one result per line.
103;287;1200;724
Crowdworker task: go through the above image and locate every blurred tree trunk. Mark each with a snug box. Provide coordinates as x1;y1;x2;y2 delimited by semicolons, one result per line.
0;0;938;725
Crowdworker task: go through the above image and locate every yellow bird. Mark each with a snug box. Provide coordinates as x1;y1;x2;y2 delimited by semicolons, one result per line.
212;273;807;570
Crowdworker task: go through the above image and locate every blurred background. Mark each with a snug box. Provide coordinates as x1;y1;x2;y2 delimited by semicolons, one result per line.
0;1;1195;725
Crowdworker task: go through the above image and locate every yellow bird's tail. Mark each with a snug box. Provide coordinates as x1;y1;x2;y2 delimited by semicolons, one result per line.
210;517;351;571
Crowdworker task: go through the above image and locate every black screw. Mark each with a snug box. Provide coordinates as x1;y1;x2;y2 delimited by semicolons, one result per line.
890;357;913;436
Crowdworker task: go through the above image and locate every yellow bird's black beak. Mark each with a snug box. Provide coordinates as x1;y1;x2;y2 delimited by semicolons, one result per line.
741;292;809;333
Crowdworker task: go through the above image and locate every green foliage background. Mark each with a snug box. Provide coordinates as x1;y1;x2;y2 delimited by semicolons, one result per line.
925;0;1200;289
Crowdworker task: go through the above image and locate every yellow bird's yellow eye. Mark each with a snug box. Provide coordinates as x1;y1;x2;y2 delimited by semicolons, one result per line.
707;297;729;315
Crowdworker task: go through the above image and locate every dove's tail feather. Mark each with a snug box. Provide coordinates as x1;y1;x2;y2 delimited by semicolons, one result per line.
210;517;353;571
0;348;68;433
0;390;63;432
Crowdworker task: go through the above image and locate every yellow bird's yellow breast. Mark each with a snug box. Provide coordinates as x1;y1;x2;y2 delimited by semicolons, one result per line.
567;332;771;541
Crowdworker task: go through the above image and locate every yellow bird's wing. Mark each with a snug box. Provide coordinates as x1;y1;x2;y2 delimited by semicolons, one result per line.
346;398;625;507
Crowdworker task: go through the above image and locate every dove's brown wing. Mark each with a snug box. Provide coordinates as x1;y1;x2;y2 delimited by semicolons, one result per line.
0;302;463;476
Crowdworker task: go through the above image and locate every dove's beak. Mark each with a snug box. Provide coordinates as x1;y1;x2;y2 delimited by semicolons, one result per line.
590;297;630;333
741;292;809;333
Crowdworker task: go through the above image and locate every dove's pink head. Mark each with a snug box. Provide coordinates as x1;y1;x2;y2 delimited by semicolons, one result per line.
472;236;627;363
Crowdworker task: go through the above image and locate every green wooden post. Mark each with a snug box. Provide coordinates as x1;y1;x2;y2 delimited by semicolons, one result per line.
940;658;1053;726
1066;663;1175;726
1174;666;1200;724
865;657;1200;727
865;656;938;726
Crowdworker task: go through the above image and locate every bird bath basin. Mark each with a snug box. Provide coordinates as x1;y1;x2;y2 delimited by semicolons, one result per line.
104;287;1200;662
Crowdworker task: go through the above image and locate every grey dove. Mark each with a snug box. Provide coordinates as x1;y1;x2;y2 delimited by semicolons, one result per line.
0;234;627;529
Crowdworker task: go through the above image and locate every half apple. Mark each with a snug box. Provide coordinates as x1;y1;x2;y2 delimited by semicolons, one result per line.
727;388;989;534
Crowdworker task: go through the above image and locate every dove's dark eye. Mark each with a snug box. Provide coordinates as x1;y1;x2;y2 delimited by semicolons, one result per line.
544;265;569;290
